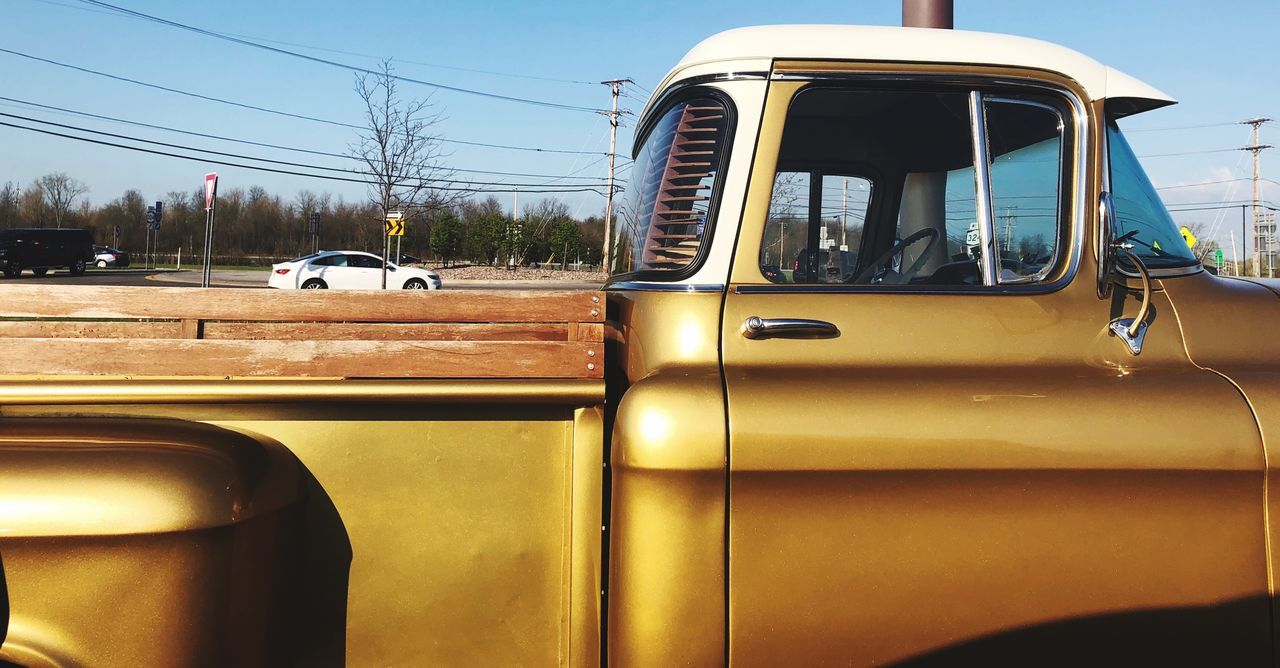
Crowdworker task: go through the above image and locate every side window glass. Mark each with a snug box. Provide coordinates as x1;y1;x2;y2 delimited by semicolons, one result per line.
764;88;979;286
761;173;870;283
759;87;1070;287
985;99;1064;282
332;255;350;268
610;96;730;277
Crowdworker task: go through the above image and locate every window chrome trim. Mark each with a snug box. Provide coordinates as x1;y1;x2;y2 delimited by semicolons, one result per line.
754;72;1088;295
637;72;768;127
734;283;1066;296
606;281;725;293
968;91;999;286
985;96;1067;286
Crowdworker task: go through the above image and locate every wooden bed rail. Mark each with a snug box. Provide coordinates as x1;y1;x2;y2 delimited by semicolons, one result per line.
0;286;605;379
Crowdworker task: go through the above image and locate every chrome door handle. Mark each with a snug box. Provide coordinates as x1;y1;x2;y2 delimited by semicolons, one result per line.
741;316;840;340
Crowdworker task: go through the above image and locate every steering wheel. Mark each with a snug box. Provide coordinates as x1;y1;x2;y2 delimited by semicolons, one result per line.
851;228;940;285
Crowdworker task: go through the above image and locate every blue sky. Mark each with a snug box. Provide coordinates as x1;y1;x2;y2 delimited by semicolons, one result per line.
2;0;1277;248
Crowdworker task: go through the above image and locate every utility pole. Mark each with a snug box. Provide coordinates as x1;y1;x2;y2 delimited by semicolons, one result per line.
1242;117;1272;277
600;78;632;271
841;178;848;247
510;187;519;269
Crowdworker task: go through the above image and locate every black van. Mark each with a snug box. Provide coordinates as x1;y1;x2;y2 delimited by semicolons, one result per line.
0;228;95;278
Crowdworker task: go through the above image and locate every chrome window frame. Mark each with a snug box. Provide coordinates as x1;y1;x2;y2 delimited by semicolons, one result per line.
983;95;1069;285
969;91;1000;286
736;72;1088;296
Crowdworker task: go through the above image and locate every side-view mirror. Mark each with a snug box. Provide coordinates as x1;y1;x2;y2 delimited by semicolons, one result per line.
1098;191;1153;356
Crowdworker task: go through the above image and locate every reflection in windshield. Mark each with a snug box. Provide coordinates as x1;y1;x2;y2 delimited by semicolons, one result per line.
1108;123;1198;269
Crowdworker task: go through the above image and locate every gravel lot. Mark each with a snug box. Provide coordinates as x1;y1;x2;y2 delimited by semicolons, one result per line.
433;265;606;283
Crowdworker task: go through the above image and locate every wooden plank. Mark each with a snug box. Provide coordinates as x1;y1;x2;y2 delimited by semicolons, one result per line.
203;322;570;342
0;321;184;339
0;339;604;379
180;319;202;339
578;323;604;343
0;286;606;324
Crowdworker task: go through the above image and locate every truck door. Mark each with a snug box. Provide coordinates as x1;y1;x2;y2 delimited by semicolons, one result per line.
720;75;1269;664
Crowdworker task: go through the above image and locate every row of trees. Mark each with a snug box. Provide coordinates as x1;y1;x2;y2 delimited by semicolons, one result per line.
0;175;605;267
2;62;613;269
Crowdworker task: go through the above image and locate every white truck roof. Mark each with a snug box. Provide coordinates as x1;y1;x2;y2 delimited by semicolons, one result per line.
653;25;1173;117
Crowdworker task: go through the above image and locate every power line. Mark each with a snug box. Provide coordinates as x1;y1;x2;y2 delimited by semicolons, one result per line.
1125;121;1260;133
24;0;600;86
1168;204;1280;213
0;46;362;129
1160;198;1280;208
0;96;608;178
1156;177;1252;191
0;95;350;158
0;52;607;155
77;0;604;114
0;120;608;195
1138;148;1243;158
0;111;611;189
625;81;654;96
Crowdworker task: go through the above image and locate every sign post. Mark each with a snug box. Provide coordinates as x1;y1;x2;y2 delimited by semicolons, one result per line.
145;206;155;270
153;200;164;269
202;173;218;288
309;211;321;254
382;211;404;289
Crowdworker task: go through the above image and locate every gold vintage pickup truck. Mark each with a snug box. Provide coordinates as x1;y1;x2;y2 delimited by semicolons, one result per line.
3;25;1279;667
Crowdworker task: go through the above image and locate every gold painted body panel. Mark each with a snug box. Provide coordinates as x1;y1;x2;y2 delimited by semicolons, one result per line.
0;385;604;667
605;290;728;666
0;419;302;667
720;69;1271;664
1162;272;1280;665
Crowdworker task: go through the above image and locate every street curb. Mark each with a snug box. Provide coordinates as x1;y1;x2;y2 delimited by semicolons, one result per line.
145;271;602;290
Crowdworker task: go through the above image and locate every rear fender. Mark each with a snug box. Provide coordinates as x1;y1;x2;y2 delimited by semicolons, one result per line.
0;418;304;667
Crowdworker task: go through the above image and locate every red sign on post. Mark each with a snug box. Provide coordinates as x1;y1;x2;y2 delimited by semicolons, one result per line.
204;172;218;210
201;172;219;287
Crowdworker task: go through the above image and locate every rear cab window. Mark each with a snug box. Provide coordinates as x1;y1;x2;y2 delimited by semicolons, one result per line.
610;92;733;280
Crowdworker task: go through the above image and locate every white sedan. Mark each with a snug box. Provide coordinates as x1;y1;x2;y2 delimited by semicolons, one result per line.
268;251;443;290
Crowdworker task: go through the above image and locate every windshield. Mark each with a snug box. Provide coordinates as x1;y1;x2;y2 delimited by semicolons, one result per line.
1108;123;1198;269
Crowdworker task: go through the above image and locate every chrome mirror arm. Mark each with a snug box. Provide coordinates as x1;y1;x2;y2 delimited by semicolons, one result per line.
1108;244;1152;356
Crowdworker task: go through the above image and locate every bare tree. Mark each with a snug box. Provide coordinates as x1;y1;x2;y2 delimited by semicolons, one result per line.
37;172;89;229
349;60;456;286
19;183;46;227
0;181;20;228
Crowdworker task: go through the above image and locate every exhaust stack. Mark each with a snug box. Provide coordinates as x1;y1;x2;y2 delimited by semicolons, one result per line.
902;0;953;28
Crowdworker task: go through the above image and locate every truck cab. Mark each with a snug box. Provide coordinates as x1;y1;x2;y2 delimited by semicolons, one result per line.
606;24;1280;665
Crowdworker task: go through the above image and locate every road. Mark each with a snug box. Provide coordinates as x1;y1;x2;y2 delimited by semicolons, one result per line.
8;268;162;287
7;268;602;290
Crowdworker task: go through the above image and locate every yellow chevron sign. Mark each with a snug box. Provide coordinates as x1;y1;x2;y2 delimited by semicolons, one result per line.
1180;226;1197;248
385;219;405;236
